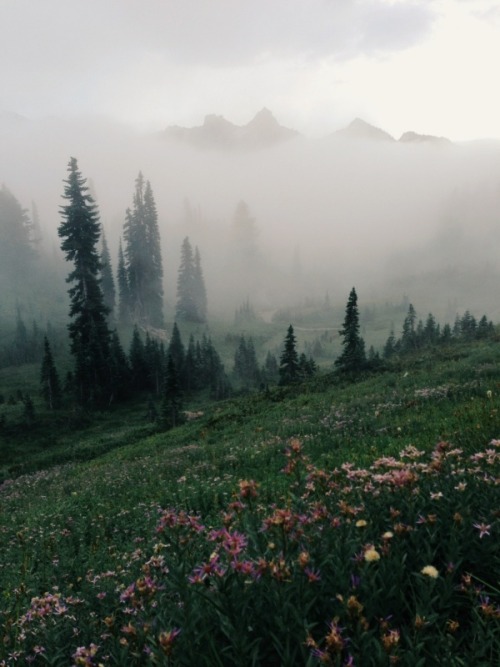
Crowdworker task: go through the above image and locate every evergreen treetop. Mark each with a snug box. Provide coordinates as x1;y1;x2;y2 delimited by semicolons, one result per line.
335;287;366;374
58;157;112;405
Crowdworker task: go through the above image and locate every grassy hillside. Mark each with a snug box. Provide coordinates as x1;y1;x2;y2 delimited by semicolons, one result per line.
0;340;499;665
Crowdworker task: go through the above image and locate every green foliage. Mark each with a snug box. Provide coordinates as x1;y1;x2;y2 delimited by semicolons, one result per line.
58;157;113;407
123;173;164;327
0;184;35;279
335;287;366;373
176;237;207;323
40;336;62;409
279;324;300;385
160;354;184;429
99;230;116;318
233;335;260;389
1;312;500;664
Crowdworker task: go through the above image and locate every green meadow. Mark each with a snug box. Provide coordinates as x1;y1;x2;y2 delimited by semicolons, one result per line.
0;336;499;665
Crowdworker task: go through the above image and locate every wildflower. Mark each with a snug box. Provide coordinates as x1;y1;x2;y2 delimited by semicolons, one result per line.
446;619;459;633
421;565;439;579
158;628;181;657
364;548;381;562
430;491;443;500
347;595;364;617
473;522;491;538
382;531;394;540
486;390;492;399
414;615;428;630
454;482;467;491
355;519;367;528
298;551;310;568
382;629;400;652
304;567;321;583
238;479;259;499
325;620;345;653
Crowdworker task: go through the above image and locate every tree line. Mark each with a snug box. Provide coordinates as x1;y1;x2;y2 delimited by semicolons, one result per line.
1;158;497;433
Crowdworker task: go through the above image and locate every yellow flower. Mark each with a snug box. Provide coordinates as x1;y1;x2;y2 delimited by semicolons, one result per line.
421;565;439;578
355;519;368;528
382;531;394;540
364;548;381;562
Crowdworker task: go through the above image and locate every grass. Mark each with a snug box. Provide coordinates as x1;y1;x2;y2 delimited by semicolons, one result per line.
0;338;499;664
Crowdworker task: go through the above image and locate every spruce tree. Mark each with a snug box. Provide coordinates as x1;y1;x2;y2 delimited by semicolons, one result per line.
40;336;61;409
193;246;207;323
176;237;198;322
128;325;148;392
123;173;164;327
167;323;186;386
401;304;417;352
279;325;300;385
109;330;131;400
100;230;116;318
58;157;112;406
261;351;279;386
0;184;34;278
161;354;184;429
117;238;131;325
335;288;366;374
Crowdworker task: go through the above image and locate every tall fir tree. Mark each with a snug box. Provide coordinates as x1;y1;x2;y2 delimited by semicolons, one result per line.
58;157;112;406
0;184;35;278
40;336;61;409
193;246;207;322
100;229;116;319
176;237;206;322
117;238;131;325
123;173;164;327
279;325;300;385
167;323;186;386
160;354;184;429
401;303;417;352
335;287;366;374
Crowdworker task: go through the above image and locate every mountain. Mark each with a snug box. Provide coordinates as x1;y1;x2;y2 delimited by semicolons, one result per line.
399;131;452;146
163;108;299;150
334;117;396;142
334;118;453;145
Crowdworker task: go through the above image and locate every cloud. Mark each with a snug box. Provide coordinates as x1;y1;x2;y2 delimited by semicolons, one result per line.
0;1;436;80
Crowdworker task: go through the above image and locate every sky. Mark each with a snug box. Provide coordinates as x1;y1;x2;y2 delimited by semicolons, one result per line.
1;0;500;140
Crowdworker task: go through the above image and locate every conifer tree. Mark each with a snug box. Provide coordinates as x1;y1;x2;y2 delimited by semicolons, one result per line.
144;333;165;396
184;334;200;392
109;330;131;400
234;335;260;388
193;246;207;322
40;336;61;409
123;174;164;327
58;157;112;406
279;325;300;385
0;184;34;278
117;238;131;325
160;354;184;429
401;303;417;352
335;288;366;374
176;237;207;322
128;325;148;392
167;323;186;386
100;230;116;318
261;351;279;385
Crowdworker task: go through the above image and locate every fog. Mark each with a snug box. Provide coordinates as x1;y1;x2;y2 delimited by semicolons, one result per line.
2;113;500;323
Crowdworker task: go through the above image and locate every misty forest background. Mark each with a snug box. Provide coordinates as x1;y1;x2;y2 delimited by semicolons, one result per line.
1;112;500;443
1;113;500;665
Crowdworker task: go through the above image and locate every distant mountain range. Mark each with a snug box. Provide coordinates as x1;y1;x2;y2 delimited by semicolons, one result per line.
163;111;452;150
336;117;452;146
162;107;299;150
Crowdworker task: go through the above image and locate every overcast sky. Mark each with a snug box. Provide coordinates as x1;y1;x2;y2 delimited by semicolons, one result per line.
1;0;499;140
